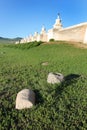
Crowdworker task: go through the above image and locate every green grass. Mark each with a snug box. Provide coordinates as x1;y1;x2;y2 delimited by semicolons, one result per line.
0;41;87;130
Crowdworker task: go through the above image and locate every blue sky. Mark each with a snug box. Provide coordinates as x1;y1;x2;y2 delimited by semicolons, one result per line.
0;0;87;38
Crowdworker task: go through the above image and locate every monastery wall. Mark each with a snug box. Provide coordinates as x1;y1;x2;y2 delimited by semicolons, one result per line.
37;34;48;42
16;14;87;44
57;23;87;43
84;27;87;43
48;29;59;41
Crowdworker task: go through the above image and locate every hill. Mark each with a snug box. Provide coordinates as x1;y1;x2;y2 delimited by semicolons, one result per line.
0;37;22;44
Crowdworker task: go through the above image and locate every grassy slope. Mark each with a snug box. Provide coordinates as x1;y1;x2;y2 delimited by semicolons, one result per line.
0;42;87;130
0;42;87;75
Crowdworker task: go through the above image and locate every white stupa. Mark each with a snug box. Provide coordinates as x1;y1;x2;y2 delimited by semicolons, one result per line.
53;13;62;30
40;25;46;34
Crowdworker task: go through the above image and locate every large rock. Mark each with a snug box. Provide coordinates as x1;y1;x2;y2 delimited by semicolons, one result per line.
47;72;64;84
16;89;35;110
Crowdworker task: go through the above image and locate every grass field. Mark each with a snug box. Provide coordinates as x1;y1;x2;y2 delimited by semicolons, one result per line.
0;41;87;130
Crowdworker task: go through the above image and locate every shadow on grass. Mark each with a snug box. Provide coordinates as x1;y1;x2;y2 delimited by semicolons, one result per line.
34;89;44;105
34;74;80;105
64;74;80;85
55;74;80;97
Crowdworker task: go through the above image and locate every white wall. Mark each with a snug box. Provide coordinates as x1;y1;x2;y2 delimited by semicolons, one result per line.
48;22;87;43
84;27;87;44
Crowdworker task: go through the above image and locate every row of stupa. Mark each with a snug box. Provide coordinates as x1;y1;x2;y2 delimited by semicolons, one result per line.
16;14;63;43
16;14;87;44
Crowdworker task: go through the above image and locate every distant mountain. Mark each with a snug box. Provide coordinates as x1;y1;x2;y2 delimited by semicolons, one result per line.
0;37;22;44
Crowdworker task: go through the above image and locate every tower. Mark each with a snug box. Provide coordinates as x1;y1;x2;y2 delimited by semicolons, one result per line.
40;25;46;34
53;13;62;30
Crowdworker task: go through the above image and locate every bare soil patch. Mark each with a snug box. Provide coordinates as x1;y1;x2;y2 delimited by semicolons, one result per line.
44;41;87;49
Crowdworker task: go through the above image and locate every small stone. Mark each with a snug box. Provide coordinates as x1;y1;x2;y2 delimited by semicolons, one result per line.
47;72;64;84
16;89;35;110
42;62;49;66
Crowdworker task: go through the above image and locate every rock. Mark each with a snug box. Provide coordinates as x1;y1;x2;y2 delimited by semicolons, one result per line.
42;62;49;66
47;72;64;84
16;89;35;110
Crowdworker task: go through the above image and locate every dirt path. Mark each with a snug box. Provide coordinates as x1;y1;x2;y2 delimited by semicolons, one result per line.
65;41;87;49
44;41;87;49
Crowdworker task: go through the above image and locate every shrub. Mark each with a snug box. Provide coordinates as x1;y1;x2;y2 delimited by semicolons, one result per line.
5;41;43;50
49;39;55;42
